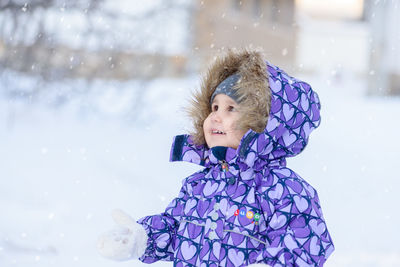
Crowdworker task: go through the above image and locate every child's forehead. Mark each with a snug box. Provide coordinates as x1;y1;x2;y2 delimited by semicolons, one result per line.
211;94;238;105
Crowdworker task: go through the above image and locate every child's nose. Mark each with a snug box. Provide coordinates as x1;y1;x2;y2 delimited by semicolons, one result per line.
211;111;221;122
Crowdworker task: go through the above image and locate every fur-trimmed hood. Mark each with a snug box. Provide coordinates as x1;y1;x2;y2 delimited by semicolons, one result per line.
188;49;271;146
171;49;321;167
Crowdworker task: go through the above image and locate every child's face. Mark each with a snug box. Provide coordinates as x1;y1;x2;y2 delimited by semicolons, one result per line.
203;94;247;149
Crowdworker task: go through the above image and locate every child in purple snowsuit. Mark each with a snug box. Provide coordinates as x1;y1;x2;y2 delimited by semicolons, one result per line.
97;49;334;266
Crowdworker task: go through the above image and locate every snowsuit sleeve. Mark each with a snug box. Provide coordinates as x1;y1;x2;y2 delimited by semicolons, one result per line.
258;173;335;266
136;185;189;263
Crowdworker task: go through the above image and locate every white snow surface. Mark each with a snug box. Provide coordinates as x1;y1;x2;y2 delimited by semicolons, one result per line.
0;71;400;266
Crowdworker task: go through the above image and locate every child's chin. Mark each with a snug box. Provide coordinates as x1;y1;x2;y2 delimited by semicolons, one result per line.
209;141;226;147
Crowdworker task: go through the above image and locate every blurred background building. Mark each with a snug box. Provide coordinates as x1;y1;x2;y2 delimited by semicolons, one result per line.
193;0;296;70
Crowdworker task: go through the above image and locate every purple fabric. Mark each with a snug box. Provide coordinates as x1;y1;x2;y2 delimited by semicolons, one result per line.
137;62;334;266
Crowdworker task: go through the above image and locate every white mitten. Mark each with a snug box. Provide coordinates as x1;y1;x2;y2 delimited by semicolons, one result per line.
97;209;148;261
247;264;270;267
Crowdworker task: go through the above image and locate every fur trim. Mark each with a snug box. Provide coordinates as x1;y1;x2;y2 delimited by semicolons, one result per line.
188;48;271;146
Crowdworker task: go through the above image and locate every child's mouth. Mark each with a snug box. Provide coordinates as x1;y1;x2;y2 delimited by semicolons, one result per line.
212;130;226;135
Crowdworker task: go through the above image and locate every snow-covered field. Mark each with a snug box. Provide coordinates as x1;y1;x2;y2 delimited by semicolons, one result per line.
1;70;399;267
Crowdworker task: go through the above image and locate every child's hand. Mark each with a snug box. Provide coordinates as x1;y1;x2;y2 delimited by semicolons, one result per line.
97;209;148;261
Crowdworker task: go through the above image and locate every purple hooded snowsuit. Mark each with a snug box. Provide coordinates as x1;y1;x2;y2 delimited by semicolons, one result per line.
137;62;334;266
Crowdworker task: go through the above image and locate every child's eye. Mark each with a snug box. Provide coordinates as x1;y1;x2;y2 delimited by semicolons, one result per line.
228;106;236;112
212;105;218;111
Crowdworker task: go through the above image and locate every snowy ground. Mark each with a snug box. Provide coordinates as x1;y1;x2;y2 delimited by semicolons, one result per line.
1;70;399;267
